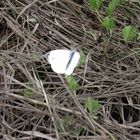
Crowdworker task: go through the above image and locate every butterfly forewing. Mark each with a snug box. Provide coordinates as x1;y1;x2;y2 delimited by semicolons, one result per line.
65;52;80;75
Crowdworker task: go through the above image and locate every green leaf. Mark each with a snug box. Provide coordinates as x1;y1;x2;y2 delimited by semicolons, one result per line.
65;75;79;91
89;0;102;11
122;25;137;42
79;53;86;66
85;97;101;112
106;0;120;16
102;17;115;31
23;83;33;98
23;88;33;98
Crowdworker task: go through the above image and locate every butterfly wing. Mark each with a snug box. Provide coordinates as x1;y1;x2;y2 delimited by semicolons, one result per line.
48;50;72;74
45;49;80;75
65;52;80;75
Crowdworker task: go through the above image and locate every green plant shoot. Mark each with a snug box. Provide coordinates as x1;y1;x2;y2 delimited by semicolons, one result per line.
102;17;115;31
106;0;120;17
85;97;101;112
122;25;138;42
89;0;102;11
65;75;79;91
79;53;86;66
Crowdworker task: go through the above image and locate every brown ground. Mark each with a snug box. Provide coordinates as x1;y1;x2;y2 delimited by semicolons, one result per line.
0;0;140;140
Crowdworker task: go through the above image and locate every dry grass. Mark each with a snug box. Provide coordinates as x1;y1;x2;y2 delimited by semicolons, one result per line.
0;0;140;140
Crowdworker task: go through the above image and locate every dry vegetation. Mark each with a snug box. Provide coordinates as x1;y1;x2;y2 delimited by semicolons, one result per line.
0;0;140;140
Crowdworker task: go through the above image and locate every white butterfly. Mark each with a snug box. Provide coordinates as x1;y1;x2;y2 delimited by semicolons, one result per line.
43;49;80;75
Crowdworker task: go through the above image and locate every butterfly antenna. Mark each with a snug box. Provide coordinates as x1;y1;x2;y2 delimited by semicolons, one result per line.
42;52;50;60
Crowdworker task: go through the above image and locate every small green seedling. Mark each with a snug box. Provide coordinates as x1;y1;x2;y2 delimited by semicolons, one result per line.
85;97;101;112
65;75;79;91
102;16;115;31
79;53;86;66
106;0;120;17
89;0;102;11
122;25;138;42
65;53;85;91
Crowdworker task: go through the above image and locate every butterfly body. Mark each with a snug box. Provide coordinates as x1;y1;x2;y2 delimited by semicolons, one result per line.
44;50;80;75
